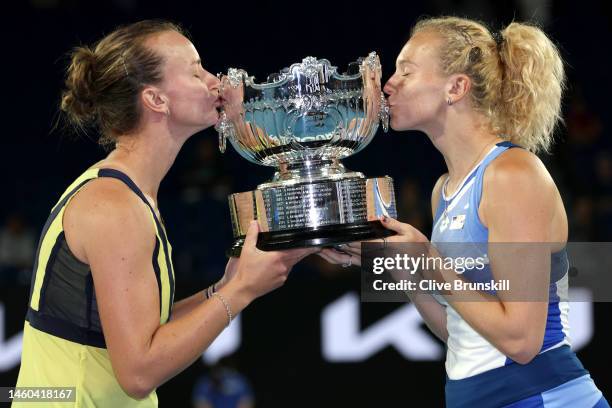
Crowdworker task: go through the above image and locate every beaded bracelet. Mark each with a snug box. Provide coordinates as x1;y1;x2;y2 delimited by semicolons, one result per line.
212;292;233;327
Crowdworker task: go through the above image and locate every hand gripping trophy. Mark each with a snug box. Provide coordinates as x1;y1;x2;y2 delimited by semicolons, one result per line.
215;52;397;256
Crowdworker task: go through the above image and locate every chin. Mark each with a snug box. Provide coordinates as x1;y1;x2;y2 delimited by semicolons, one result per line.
389;119;407;132
188;120;215;134
199;112;220;130
390;115;421;132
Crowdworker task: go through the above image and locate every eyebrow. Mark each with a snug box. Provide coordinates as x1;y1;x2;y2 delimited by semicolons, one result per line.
192;59;202;66
397;58;417;67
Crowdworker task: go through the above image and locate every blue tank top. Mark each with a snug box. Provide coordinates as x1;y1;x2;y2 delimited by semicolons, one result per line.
430;141;571;380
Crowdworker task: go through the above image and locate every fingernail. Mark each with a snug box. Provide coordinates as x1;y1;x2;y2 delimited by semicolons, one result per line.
381;215;389;222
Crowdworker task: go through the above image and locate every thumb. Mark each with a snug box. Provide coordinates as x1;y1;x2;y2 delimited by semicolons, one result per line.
379;215;405;233
243;221;260;250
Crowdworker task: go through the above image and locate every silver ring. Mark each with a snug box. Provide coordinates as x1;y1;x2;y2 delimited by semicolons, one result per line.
342;255;352;268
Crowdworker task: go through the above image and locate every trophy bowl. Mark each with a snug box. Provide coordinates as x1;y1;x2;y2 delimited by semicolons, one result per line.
216;52;397;256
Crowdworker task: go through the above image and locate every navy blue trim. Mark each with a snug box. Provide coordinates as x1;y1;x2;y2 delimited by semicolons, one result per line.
496;141;519;148
503;393;544;407
98;169;150;208
445;345;588;408
152;238;163;315
85;273;94;330
26;307;106;348
38;232;66;313
98;168;175;321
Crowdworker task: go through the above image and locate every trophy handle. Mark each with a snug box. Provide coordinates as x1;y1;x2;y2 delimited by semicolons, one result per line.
214;111;235;153
215;70;246;154
379;91;390;133
218;123;227;154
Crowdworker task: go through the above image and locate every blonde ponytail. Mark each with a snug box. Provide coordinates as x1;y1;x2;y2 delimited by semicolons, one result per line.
412;17;566;153
498;22;566;153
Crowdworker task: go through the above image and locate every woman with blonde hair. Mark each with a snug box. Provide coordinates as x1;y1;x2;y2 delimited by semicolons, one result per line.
320;16;609;407
14;20;316;407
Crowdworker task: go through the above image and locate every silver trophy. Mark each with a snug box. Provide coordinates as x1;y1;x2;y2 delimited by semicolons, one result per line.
216;52;397;255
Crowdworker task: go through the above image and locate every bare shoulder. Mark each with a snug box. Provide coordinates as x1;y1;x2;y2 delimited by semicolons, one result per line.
480;147;564;240
63;177;155;264
431;173;449;218
66;177;150;229
484;148;555;189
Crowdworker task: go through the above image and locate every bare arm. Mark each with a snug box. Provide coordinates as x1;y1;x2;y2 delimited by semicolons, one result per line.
317;175;449;343
65;179;315;399
170;258;238;321
169;290;207;321
435;149;556;364
406;292;448;343
386;150;556;363
322;151;561;362
408;173;450;343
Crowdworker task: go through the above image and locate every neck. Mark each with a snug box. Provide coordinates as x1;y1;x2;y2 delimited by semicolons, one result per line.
426;113;502;194
102;121;188;201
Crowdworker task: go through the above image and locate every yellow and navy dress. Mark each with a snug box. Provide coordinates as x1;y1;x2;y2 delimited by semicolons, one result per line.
14;168;175;407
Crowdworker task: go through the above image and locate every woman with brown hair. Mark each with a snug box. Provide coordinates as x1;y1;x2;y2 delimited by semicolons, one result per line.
13;20;316;407
320;17;609;407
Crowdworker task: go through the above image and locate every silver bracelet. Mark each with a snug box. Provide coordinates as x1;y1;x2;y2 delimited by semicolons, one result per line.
212;292;233;327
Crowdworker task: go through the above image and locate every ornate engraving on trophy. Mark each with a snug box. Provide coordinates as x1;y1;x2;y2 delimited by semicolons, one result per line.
216;52;397;254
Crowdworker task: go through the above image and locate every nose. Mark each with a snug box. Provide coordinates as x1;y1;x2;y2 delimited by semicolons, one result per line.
383;76;396;96
205;70;221;93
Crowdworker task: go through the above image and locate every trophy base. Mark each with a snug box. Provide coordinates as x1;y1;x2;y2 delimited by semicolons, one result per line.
226;220;396;257
227;175;398;257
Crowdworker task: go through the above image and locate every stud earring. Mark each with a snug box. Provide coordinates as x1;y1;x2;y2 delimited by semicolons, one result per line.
447;97;453;106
